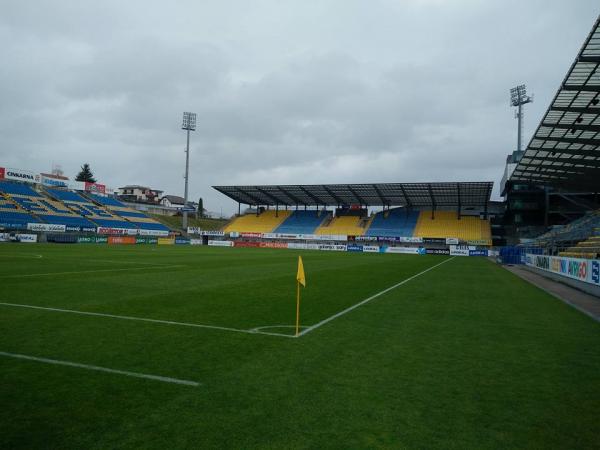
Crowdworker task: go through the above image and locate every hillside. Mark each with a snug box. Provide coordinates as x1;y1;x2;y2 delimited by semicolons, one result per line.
149;214;228;231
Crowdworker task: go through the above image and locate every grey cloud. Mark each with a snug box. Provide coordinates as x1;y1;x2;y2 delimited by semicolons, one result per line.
0;1;598;214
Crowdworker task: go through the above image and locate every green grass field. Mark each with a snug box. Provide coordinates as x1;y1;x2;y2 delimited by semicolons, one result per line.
1;244;599;449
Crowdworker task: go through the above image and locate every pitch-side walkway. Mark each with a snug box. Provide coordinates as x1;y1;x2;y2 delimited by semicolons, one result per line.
505;265;600;322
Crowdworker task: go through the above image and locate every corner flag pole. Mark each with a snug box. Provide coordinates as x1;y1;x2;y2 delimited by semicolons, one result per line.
295;255;306;337
295;280;301;337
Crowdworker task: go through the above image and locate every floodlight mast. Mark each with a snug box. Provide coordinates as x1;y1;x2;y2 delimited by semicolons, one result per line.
509;84;533;157
181;112;196;231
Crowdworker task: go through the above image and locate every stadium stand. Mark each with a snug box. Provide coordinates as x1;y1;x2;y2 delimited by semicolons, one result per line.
365;208;419;237
274;210;329;234
414;211;492;242
87;194;170;232
45;188;134;228
559;232;600;259
535;211;600;244
316;215;367;236
0;182;95;229
223;210;291;233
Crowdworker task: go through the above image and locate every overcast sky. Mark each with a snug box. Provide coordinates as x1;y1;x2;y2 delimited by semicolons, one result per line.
0;1;597;215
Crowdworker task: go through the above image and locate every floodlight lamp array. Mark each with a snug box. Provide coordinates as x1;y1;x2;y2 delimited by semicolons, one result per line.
182;112;197;131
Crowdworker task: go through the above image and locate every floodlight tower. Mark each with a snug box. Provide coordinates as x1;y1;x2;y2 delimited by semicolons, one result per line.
181;111;196;230
510;84;533;157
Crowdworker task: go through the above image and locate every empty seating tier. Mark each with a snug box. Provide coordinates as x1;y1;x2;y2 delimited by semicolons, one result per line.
316;215;365;236
0;182;41;197
414;211;491;242
274;210;328;234
87;194;170;231
365;208;419;237
223;210;291;233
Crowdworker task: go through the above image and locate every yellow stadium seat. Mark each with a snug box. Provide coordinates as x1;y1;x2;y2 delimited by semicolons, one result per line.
223;210;291;233
316;216;366;236
414;211;491;243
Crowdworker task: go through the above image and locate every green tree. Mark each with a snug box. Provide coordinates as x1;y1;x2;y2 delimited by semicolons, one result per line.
75;163;96;183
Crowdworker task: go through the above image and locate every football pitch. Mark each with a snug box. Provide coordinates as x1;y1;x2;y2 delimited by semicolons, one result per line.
1;245;599;449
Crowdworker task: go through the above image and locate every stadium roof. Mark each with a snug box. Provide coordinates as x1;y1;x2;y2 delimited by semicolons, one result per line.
213;182;493;208
510;16;600;190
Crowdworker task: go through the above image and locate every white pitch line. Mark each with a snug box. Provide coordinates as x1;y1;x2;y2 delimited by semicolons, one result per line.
0;254;43;259
0;265;185;278
0;351;200;386
0;302;295;339
297;256;456;337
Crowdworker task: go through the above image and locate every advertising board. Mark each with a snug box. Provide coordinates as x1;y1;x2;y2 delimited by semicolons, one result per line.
190;239;203;245
423;237;447;244
158;238;175;245
525;254;600;287
445;238;459;245
259;242;288;249
138;229;169;237
318;244;347;251
97;227;138;236
41;175;68;188
425;248;450;255
363;245;380;253
346;244;363;252
84;182;106;194
15;234;38;243
355;236;377;242
175;238;190;245
449;245;470;256
208;240;234;247
27;223;66;232
385;246;423;254
469;249;488;257
4;168;40;184
240;232;263;238
108;236;136;245
187;228;224;236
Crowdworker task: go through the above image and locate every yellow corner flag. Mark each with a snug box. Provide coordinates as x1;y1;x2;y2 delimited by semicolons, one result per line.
295;256;306;336
296;255;306;287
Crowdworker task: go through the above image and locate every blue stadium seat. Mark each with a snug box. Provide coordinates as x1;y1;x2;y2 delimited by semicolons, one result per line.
0;181;41;197
116;210;149;218
41;215;97;228
130;222;170;231
94;219;138;229
88;194;126;207
46;188;88;203
0;211;40;228
274;210;327;234
366;208;419;237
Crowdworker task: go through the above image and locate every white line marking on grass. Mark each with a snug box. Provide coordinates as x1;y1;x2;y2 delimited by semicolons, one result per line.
0;254;43;259
0;351;200;386
0;302;296;339
297;256;456;337
0;265;185;278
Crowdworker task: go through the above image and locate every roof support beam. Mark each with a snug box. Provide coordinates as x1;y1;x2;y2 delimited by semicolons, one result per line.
298;186;322;206
532;136;600;146
322;185;345;205
234;187;263;206
457;183;461;219
427;184;436;219
578;56;600;63
399;184;412;208
562;85;600;93
347;185;367;206
277;187;304;206
372;184;388;206
256;187;289;206
549;106;600;114
541;123;600;133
